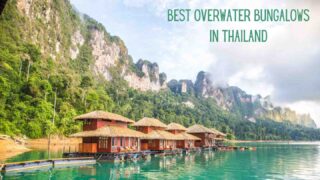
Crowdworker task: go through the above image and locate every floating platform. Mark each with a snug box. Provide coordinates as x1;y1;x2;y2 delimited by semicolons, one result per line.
63;152;145;162
183;147;201;154
52;157;96;167
216;146;256;151
62;146;256;163
2;160;52;172
0;157;96;173
63;149;185;161
202;147;214;151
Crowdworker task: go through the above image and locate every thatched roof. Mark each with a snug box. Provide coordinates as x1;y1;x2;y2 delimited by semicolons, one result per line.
133;117;167;128
69;126;144;138
210;128;226;137
187;124;215;134
174;132;201;140
141;130;179;140
74;111;134;124
167;123;187;131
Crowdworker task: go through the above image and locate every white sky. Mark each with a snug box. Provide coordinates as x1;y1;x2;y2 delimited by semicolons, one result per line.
70;0;320;127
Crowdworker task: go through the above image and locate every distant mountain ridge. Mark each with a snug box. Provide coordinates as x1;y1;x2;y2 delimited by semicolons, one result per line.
6;0;317;129
168;71;317;128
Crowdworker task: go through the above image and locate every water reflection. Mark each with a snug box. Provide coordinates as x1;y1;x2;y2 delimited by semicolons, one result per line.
3;143;320;179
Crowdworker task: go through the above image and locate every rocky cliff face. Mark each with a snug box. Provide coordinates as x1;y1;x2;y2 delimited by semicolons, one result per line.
85;21;167;91
14;0;166;91
89;28;121;81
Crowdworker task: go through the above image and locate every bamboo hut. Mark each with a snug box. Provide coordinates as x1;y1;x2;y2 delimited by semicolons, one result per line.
133;118;179;151
210;128;226;146
187;124;216;148
70;111;144;153
166;123;200;149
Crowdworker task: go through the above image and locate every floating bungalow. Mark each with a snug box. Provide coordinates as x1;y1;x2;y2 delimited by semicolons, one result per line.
70;111;144;153
133;118;179;151
210;128;226;146
187;124;216;148
166;123;200;149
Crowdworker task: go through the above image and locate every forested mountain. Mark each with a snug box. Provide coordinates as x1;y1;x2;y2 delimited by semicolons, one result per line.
0;0;319;140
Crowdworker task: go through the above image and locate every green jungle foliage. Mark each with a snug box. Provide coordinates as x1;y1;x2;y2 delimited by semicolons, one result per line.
0;0;319;140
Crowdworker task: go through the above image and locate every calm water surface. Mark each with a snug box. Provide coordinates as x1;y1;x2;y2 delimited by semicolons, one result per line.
2;142;320;179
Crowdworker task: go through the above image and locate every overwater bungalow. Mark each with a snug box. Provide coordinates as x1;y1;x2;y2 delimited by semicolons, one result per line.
166;123;200;149
210;128;226;146
187;124;216;148
133;118;178;151
69;111;144;153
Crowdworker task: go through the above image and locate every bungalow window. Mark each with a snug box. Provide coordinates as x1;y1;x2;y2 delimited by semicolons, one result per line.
99;137;108;149
120;137;125;147
83;120;92;125
135;139;138;147
160;140;163;148
112;137;117;147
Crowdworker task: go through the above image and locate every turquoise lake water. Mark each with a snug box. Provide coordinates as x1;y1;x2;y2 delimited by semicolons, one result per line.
2;142;320;179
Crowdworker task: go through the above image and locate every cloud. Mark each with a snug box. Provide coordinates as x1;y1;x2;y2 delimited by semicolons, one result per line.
286;101;320;127
265;53;320;103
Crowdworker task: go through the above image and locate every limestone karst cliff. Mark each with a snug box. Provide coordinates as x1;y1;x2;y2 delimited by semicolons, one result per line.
14;0;167;92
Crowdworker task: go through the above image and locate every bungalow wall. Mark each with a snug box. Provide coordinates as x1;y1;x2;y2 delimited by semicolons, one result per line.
164;140;176;150
136;126;166;134
80;137;140;153
167;130;196;149
176;140;195;149
185;140;196;148
140;140;149;150
140;139;176;151
190;133;215;147
149;139;162;150
83;119;127;131
176;140;184;148
167;130;184;134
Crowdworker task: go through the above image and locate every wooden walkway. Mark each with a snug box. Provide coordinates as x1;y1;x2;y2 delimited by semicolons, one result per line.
1;157;96;173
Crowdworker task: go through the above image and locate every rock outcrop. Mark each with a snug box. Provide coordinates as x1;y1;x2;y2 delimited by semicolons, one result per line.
168;79;194;94
70;30;84;60
124;60;167;91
